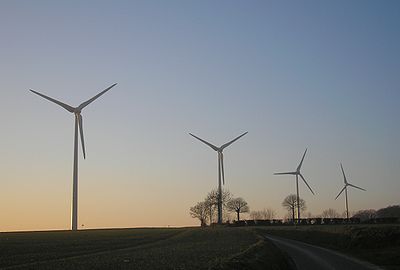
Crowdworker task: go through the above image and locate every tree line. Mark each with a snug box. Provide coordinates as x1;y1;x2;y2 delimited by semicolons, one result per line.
189;189;249;226
190;191;400;226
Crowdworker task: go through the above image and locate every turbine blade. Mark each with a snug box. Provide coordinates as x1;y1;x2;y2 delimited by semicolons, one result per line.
30;90;75;113
297;148;307;171
220;152;225;185
78;83;117;110
189;133;219;151
78;114;86;159
300;173;315;195
348;183;366;191
218;152;222;185
335;186;346;200
220;132;248;150
340;163;348;184
274;172;296;175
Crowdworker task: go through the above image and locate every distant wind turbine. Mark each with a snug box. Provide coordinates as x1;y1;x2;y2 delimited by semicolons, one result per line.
335;163;366;220
30;83;117;231
274;149;315;223
189;132;248;224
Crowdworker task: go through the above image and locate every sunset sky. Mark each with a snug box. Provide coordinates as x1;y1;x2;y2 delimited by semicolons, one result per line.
1;0;399;231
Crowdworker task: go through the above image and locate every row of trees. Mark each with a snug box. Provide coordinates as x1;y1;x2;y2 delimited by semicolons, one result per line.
249;208;276;220
190;189;250;226
280;195;400;222
191;191;400;226
352;205;400;221
282;194;306;221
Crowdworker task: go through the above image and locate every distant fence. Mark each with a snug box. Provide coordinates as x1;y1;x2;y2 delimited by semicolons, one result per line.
228;217;400;227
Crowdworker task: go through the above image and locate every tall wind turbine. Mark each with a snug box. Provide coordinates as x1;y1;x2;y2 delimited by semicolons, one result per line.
335;163;366;220
30;83;117;231
274;149;315;223
189;132;248;224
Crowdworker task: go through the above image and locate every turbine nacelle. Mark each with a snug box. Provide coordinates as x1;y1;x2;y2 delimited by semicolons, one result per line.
335;163;366;200
189;132;248;153
274;148;315;195
30;83;117;161
189;131;248;186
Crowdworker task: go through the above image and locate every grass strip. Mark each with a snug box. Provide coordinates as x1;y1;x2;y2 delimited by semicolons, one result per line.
256;225;400;270
211;230;294;270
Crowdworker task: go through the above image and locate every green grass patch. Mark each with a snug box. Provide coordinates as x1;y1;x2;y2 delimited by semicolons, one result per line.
0;227;291;270
211;233;293;270
0;228;183;268
256;224;400;270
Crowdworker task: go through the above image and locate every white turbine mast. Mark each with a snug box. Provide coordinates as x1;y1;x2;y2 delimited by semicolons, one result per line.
30;83;117;230
189;132;248;224
335;163;366;220
274;148;315;223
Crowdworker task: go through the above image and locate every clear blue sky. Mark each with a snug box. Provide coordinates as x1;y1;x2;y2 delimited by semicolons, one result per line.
1;0;399;231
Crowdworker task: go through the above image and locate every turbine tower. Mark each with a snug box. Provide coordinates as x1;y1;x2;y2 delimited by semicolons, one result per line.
274;149;315;223
30;83;117;231
189;132;248;224
335;163;366;220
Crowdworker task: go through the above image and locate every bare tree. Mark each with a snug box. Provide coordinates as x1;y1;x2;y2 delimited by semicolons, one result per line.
282;195;297;222
376;205;400;218
205;188;232;224
261;208;276;220
321;208;340;218
190;201;208;227
282;194;306;222
250;208;276;220
352;209;377;222
223;211;233;223
283;212;293;223
227;197;250;221
305;212;313;218
250;211;262;220
204;193;216;225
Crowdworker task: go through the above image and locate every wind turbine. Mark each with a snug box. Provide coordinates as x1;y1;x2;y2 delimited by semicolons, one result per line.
30;83;117;231
189;132;248;224
335;163;366;220
274;149;315;223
